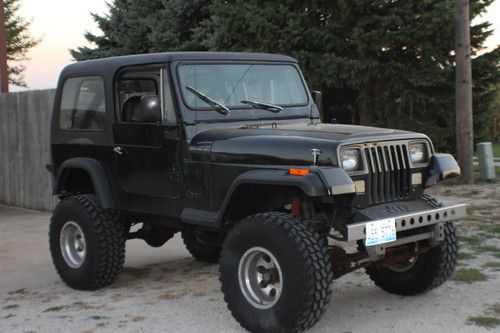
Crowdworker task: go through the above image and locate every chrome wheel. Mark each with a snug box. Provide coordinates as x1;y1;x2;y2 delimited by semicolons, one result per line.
238;246;283;309
386;256;418;272
60;221;86;269
386;243;419;273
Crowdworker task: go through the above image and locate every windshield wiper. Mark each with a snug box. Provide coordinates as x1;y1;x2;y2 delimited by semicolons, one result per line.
185;86;230;115
241;100;283;113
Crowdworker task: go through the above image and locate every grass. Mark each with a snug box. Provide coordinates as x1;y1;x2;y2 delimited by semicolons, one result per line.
467;316;500;329
122;266;152;278
459;235;482;246
493;142;500;158
467;205;496;215
42;305;65;313
473;164;500;174
483;261;500;267
2;304;19;310
482;262;500;270
457;252;477;260
476;245;500;254
476;221;500;235
491;303;500;315
89;315;110;320
451;268;488;283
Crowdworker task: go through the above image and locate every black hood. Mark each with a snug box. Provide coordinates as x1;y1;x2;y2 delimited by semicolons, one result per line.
191;122;430;166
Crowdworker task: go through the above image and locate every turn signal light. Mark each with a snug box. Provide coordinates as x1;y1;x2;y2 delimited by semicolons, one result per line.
289;168;310;176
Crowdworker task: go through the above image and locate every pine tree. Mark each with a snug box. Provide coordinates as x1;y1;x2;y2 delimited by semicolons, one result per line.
70;0;210;60
199;0;499;151
70;0;162;60
71;0;499;152
149;0;212;52
4;0;40;87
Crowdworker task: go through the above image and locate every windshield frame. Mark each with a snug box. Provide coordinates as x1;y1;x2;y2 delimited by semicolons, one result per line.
175;61;310;113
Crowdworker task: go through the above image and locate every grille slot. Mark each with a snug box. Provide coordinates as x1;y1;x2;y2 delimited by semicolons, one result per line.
364;143;411;204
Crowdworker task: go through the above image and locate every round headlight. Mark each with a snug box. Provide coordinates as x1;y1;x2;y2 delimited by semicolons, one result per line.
409;143;426;163
340;149;360;171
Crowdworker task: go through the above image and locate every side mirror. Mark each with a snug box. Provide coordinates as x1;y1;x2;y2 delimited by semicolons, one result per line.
311;90;324;122
140;95;162;123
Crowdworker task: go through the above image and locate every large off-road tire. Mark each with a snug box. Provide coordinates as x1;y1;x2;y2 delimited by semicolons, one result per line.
364;195;458;296
220;212;333;333
181;230;223;263
49;194;126;290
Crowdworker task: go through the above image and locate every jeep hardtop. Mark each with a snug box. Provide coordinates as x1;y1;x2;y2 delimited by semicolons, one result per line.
47;52;466;332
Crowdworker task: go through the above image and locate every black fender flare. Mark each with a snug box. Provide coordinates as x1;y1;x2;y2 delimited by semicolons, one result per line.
215;167;355;223
54;158;116;209
425;153;461;188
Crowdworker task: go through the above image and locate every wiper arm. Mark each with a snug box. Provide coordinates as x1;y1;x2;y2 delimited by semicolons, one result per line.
185;86;230;115
241;100;283;113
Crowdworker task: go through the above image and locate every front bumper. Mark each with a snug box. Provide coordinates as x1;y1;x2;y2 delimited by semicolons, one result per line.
346;203;466;258
347;203;466;241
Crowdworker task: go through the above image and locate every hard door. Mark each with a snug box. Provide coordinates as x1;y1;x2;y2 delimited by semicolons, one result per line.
112;66;183;198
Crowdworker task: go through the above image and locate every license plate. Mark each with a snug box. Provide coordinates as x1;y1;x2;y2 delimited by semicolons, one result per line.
365;218;397;246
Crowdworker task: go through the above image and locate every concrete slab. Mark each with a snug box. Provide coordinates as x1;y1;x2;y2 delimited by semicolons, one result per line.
0;205;190;291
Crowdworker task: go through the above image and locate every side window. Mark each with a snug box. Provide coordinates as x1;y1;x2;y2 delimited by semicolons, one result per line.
119;79;157;109
59;77;106;130
117;72;162;123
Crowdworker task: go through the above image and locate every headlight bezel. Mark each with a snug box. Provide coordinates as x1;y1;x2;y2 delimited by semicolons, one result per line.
340;148;362;172
408;141;430;165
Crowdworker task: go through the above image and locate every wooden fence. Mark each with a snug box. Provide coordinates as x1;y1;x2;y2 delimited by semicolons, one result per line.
0;89;57;211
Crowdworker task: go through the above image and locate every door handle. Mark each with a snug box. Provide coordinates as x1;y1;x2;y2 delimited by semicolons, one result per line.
113;146;124;155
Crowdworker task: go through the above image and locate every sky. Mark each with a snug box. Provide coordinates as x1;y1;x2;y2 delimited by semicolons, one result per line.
11;0;108;91
9;0;500;92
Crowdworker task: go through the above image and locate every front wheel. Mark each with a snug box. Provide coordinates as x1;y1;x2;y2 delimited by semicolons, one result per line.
365;221;458;295
49;195;126;290
220;212;333;333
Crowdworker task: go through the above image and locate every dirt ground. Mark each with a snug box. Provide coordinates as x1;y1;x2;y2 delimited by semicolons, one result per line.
0;180;499;333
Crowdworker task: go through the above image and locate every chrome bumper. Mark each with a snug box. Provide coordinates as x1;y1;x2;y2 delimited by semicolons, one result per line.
347;203;467;242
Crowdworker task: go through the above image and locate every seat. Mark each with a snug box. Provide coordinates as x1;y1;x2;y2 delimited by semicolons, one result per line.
122;96;143;122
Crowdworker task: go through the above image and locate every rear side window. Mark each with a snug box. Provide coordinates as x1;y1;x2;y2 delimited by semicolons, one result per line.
59;77;106;130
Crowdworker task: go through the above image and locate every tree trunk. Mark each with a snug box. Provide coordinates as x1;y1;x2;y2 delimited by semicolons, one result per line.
454;0;474;184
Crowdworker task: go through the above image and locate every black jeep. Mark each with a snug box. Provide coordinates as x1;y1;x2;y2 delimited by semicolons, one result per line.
47;52;465;332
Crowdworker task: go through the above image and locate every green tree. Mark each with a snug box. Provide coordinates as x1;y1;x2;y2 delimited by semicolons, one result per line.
72;0;499;152
5;0;40;87
70;0;210;60
70;0;161;60
149;0;212;51
199;0;499;151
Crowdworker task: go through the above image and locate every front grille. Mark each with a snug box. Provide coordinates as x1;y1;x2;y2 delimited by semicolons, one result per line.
363;143;411;204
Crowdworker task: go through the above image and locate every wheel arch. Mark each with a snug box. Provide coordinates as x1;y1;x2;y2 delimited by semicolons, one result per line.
217;169;329;225
54;158;116;209
181;168;355;228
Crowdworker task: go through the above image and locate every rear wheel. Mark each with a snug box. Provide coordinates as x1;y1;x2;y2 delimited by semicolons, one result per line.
49;195;126;290
181;230;223;263
220;212;333;333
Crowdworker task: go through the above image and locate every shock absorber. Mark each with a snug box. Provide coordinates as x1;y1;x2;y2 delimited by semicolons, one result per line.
291;197;303;219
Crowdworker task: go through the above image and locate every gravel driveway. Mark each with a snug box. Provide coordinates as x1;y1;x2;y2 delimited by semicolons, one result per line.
1;182;499;332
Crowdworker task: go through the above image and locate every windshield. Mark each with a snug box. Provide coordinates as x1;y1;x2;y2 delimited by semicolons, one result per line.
178;63;308;110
